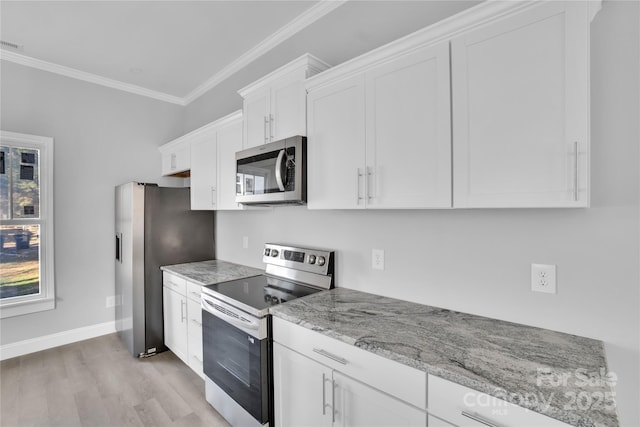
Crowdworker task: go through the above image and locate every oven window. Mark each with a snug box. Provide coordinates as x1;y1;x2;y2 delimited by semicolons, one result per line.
236;147;295;196
202;310;270;423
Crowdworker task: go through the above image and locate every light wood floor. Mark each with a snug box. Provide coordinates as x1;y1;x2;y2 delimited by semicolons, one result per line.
0;333;231;427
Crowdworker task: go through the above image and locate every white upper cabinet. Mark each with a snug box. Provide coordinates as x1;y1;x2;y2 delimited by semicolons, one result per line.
365;43;451;208
239;54;330;149
307;42;452;209
451;1;592;208
216;115;244;211
307;75;367;210
160;139;190;177
190;130;218;210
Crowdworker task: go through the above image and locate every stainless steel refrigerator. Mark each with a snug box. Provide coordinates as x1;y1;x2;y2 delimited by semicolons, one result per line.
115;182;214;357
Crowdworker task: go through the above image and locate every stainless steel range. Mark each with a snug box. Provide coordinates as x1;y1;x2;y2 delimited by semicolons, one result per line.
201;243;334;427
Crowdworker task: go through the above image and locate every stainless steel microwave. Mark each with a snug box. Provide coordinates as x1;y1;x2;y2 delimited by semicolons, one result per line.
235;136;306;205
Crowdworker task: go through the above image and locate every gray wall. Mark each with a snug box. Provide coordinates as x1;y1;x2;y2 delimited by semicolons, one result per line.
0;61;184;344
194;2;640;426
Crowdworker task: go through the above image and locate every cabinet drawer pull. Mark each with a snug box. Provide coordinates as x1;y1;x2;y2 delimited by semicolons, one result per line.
573;141;579;202
461;411;498;427
356;168;364;205
190;291;201;298
264;116;269;143
313;348;347;365
191;319;202;326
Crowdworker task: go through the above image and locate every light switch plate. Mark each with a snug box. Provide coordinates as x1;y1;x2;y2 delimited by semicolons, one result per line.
531;264;557;294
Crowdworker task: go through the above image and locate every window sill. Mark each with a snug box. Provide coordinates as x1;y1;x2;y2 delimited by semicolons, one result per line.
0;297;55;319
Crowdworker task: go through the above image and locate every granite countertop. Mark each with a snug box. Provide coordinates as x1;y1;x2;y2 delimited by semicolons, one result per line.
160;260;263;286
270;288;618;427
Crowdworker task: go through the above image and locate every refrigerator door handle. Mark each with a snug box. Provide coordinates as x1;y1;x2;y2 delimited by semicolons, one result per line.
115;233;121;262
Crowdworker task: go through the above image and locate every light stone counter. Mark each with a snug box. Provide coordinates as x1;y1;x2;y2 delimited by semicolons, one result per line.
270;288;618;427
160;260;263;286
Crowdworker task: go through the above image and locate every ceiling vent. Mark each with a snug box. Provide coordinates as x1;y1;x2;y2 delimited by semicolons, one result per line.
0;40;24;51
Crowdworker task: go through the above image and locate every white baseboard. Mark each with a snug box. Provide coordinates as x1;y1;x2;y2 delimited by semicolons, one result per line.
0;321;117;360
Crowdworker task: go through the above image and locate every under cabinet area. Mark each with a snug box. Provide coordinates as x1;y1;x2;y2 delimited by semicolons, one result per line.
307;42;451;210
239;54;330;149
162;271;204;378
272;317;428;427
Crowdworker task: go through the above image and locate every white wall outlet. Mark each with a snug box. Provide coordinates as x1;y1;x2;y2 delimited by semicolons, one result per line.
106;295;117;308
242;236;249;249
531;264;557;294
372;249;385;271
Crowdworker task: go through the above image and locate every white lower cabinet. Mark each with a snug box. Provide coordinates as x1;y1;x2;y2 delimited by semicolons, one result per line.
162;271;204;378
428;375;570;427
272;317;427;427
162;285;188;364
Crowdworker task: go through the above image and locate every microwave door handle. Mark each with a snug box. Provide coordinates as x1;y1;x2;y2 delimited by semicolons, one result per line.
275;149;286;191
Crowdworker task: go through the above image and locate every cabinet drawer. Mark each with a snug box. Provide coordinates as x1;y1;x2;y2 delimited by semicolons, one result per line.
187;297;203;337
163;272;186;295
273;316;426;409
428;375;569;427
188;334;204;378
186;280;203;302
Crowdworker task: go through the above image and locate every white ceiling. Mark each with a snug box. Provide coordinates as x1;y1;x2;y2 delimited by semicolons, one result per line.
0;1;329;102
0;1;481;106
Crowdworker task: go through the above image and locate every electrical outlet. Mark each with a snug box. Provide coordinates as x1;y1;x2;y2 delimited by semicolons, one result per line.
106;295;117;308
242;236;249;249
372;249;385;271
531;264;557;294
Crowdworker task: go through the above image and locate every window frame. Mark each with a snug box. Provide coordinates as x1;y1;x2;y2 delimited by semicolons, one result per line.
0;131;55;318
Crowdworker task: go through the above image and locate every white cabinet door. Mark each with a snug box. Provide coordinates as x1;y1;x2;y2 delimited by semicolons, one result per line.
452;1;589;207
243;88;270;149
365;42;451;209
163;286;188;364
307;75;366;210
190;135;217;210
216;119;244;210
333;372;426;427
273;343;333;427
161;142;190;176
271;73;306;141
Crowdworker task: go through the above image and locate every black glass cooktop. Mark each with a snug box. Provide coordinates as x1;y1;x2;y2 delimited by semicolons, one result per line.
203;275;322;317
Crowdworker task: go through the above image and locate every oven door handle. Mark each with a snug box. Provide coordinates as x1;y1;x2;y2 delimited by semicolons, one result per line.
201;294;260;331
275;149;286;192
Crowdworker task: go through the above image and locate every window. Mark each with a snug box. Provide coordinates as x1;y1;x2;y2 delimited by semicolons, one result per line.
0;131;54;318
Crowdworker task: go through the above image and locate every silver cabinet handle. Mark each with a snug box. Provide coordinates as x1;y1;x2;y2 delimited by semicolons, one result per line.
264;116;269;143
180;299;186;322
191;319;202;326
331;378;336;423
269;114;274;141
367;166;375;201
211;186;216;207
356;168;364;205
322;373;327;415
461;411;499;427
170;153;176;170
573;141;579;202
313;348;347;365
190;291;201;298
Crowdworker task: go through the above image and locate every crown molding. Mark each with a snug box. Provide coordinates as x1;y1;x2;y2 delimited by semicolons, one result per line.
1;49;186;105
182;0;346;104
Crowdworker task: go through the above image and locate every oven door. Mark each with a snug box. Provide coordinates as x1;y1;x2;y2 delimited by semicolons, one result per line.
235;136;305;205
202;297;270;424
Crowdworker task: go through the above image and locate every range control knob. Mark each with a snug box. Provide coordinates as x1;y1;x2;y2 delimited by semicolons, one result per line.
264;248;271;256
316;256;326;266
308;255;316;264
271;249;279;257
